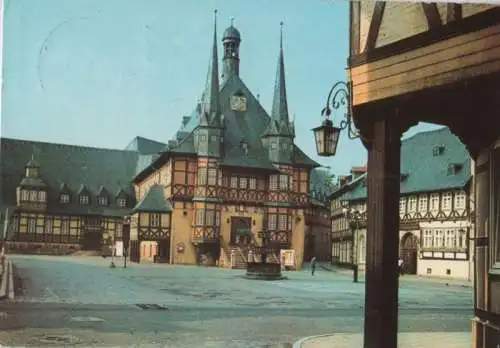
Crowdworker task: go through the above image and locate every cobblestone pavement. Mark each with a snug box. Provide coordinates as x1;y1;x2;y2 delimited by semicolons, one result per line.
0;255;474;347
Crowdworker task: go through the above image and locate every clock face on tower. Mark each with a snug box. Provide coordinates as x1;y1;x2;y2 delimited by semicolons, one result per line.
230;95;247;111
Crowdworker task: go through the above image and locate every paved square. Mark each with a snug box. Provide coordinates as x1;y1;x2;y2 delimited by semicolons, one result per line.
0;255;473;347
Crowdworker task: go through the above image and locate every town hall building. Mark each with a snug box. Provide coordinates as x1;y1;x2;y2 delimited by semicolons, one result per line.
0;14;330;268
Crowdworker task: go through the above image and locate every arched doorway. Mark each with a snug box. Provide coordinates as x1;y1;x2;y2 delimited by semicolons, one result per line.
400;232;418;275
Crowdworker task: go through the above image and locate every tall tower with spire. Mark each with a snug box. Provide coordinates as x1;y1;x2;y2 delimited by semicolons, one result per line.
221;18;241;83
195;10;225;157
261;22;295;164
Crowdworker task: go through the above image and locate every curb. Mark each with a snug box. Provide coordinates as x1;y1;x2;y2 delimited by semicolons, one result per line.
292;334;333;348
0;261;8;299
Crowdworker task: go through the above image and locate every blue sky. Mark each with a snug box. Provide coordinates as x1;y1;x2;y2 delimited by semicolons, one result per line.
1;0;440;175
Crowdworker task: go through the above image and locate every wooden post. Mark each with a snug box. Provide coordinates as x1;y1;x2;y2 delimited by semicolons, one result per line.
363;117;402;348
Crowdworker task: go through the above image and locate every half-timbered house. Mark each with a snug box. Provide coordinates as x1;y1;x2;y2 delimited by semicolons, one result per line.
130;18;321;268
0;16;324;269
330;127;474;281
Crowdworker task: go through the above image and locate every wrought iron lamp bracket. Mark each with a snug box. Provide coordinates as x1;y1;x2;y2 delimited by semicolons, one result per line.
321;81;361;140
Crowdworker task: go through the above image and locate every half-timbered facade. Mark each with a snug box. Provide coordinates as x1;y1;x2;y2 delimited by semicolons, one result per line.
346;3;500;347
0;16;323;269
330;127;474;281
131;17;320;268
0;139;142;255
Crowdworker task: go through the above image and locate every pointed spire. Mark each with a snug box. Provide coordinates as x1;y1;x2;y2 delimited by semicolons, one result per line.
201;9;221;125
271;21;290;128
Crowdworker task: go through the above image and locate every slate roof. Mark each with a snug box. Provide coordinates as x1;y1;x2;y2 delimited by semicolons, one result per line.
334;127;471;201
132;184;173;213
155;73;319;173
125;136;166;155
0;138;139;217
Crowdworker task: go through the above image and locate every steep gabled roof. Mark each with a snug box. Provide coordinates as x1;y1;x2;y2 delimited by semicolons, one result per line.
335;127;471;201
0;138;138;216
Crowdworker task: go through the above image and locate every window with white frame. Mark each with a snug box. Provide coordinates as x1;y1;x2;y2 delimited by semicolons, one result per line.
434;229;444;248
61;219;69;234
21;190;29;201
408;196;417;212
442;192;452;210
267;215;277;230
454;192;466;210
79;195;89;205
230;176;238;188
195;209;204;225
205;210;215;226
269;175;278;191
97;196;107;206
197;168;207;185
430;193;440;211
27;217;36;233
423;230;433;248
39;191;46;202
279;175;289;190
278;215;288;230
117;198;127;208
207;168;217;185
29;190;37;201
418;196;427;212
239;177;247;189
150;213;160;227
399;198;406;215
60;193;70;204
249;178;257;189
45;218;52;234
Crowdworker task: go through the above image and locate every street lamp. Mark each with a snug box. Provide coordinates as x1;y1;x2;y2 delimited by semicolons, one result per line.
122;216;131;269
312;81;360;157
343;207;362;283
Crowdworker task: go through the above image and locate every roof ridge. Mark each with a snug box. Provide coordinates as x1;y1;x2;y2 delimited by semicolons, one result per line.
1;137;136;153
402;125;449;142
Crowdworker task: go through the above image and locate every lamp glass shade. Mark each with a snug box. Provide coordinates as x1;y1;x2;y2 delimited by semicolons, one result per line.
312;120;341;157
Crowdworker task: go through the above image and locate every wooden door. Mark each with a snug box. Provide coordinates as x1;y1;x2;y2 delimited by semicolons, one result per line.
230;217;252;245
401;233;418;275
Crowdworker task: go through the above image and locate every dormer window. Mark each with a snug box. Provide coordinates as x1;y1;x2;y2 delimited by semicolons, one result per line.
60;194;70;204
447;163;463;175
432;145;446;156
79;195;89;205
117;198;127;208
97;197;108;206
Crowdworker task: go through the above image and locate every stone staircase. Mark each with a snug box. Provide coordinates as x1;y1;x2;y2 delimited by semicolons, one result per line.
229;246;248;269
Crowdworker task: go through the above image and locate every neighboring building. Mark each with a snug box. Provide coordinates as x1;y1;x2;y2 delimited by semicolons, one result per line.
330;127;475;281
0;17;326;268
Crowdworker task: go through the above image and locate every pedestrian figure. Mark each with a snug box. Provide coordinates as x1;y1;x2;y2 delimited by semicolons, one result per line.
311;256;317;276
398;257;404;276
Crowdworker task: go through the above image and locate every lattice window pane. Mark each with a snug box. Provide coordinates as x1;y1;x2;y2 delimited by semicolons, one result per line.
279;175;289;190
197;168;208;185
230;176;238;188
268;215;277;230
151;213;160;227
195;209;205;225
269;175;278;191
206;210;215;226
249;178;257;189
239;177;247;189
208;168;217;186
278;215;287;231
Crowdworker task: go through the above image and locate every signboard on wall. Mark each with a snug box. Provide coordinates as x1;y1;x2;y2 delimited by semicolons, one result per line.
280;249;295;267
